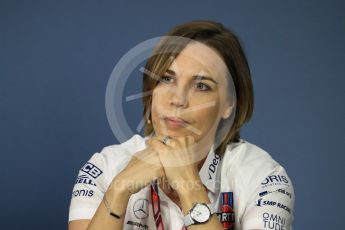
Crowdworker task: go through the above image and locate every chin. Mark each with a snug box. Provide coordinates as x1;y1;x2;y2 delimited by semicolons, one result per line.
155;129;187;138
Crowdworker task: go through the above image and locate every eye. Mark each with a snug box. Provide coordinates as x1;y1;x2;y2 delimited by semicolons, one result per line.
194;82;211;91
159;75;175;84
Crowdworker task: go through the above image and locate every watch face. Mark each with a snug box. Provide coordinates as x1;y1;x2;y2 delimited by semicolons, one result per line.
190;203;211;223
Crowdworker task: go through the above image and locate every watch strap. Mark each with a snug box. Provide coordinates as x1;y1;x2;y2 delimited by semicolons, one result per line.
207;203;216;215
184;213;194;227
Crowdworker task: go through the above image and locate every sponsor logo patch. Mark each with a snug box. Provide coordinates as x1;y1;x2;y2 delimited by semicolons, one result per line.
75;175;97;186
217;192;235;230
256;199;292;214
208;153;221;179
80;162;103;179
133;199;149;219
261;175;289;188
262;212;286;230
259;188;292;199
126;220;149;229
72;189;94;197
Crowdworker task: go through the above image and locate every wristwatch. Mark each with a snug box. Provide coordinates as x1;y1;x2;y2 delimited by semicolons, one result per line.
183;203;215;227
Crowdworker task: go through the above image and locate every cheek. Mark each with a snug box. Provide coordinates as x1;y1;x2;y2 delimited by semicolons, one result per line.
150;88;166;121
189;100;221;140
190;96;221;123
151;88;164;108
197;105;220;122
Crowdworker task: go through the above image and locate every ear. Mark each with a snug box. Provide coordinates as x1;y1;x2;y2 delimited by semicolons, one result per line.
222;103;234;119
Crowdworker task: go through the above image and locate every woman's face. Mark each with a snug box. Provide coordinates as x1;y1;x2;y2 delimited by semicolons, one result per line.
150;41;233;144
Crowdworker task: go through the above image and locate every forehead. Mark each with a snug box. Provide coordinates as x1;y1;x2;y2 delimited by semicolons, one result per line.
169;41;229;80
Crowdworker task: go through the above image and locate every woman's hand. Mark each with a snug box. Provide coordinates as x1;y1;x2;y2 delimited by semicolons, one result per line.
111;146;165;195
81;146;165;230
146;135;203;194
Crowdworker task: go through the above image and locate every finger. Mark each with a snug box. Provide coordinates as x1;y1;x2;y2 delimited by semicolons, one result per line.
185;135;196;149
145;135;163;146
147;135;173;148
149;138;171;151
162;136;178;147
175;136;187;147
133;148;160;165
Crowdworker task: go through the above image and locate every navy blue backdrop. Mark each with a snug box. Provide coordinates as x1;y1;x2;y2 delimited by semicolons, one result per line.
1;0;344;229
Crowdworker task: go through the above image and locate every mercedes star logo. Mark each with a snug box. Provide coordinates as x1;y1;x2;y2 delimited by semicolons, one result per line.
133;199;149;219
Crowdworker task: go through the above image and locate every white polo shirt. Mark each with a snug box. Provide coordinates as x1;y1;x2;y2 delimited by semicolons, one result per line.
69;134;294;230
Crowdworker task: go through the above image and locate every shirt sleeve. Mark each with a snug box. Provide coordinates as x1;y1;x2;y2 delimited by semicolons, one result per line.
241;166;295;230
68;152;107;221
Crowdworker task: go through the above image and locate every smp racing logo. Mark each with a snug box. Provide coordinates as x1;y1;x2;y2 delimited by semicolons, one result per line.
256;199;292;214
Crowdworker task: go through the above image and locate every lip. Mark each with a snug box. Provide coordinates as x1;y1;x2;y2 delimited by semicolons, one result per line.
163;116;189;128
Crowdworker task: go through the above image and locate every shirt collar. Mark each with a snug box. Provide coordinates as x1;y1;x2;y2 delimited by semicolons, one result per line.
198;144;222;193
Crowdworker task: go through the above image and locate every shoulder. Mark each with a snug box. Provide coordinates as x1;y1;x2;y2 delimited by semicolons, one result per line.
221;139;293;193
97;134;147;161
222;140;295;229
84;134;148;184
69;134;148;221
223;139;280;170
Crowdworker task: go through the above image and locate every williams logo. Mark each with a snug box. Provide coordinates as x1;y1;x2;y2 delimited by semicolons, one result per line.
133;199;149;219
75;175;97;186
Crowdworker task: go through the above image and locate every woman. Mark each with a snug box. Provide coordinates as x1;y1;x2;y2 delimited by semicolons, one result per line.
69;20;294;230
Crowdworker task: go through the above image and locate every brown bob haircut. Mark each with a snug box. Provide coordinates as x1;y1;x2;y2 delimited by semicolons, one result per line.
142;20;254;156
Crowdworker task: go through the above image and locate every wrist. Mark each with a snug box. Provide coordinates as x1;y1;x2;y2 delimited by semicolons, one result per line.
108;178;132;198
171;166;200;188
177;179;203;194
104;181;131;218
177;181;210;214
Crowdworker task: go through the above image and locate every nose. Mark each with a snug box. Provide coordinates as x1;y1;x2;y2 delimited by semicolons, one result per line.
169;87;189;108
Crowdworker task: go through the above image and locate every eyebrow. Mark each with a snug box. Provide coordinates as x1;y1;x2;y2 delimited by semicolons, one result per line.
165;69;218;84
